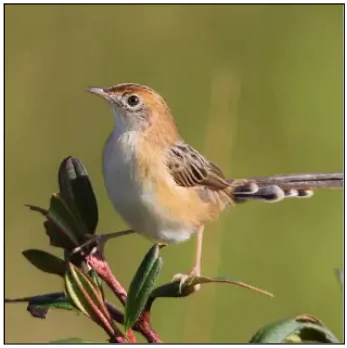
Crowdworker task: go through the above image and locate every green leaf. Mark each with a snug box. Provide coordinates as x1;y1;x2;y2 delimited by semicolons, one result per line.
49;193;87;240
25;205;72;249
5;292;77;319
88;268;104;298
250;314;339;343
43;220;74;249
22;249;66;276
64;262;117;339
149;280;194;301
124;244;164;331
26;193;86;250
27;293;77;319
50;337;94;343
58;157;98;234
144;281;191;313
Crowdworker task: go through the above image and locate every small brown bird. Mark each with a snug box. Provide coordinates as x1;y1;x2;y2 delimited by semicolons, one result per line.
87;83;342;288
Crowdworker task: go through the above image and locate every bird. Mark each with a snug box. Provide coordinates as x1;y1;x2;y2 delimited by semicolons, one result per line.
85;82;343;290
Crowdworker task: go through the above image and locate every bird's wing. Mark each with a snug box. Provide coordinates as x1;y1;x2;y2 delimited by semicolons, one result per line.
165;141;343;204
165;141;231;191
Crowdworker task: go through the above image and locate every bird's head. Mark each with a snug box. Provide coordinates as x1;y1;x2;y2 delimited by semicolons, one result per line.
87;83;177;136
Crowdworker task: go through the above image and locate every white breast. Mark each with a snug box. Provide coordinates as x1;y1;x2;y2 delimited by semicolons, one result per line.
102;130;195;243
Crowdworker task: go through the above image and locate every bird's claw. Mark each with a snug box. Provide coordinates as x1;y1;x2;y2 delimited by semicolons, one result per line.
172;269;200;294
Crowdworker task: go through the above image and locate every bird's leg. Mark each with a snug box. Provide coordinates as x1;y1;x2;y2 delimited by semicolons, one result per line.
72;229;135;256
192;225;204;277
172;225;204;292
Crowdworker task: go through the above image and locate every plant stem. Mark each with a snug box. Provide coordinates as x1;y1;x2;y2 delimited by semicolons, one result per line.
88;254;162;343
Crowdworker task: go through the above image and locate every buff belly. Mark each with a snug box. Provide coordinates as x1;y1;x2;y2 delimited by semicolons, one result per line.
103;132;196;243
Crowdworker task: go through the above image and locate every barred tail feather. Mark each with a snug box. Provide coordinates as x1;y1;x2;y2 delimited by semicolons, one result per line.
228;173;343;204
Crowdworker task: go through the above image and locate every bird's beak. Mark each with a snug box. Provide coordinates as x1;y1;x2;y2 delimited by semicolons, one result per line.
87;87;109;98
87;86;120;105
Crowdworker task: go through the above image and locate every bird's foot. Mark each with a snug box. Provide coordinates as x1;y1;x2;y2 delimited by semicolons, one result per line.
172;267;201;294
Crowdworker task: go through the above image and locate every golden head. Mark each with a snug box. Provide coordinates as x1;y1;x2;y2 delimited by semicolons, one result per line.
87;83;176;135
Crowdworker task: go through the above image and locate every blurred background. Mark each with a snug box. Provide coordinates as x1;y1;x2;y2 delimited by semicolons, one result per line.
5;4;343;343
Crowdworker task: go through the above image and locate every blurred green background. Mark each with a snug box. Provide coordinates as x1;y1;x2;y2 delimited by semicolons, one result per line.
5;4;343;343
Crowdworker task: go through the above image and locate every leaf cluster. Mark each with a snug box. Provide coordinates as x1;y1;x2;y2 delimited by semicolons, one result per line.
5;157;341;343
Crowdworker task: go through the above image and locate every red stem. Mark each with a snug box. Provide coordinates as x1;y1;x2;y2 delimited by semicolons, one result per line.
135;311;162;343
87;254;162;343
87;255;127;304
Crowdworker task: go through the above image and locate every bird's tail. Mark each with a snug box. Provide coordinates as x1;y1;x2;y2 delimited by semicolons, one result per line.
227;173;343;203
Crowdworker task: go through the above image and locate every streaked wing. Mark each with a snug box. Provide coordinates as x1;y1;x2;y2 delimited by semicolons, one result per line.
166;141;230;190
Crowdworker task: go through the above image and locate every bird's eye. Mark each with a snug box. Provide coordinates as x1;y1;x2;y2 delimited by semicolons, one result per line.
126;94;140;107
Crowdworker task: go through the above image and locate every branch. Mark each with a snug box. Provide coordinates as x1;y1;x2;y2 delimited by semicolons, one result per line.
87;254;162;343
